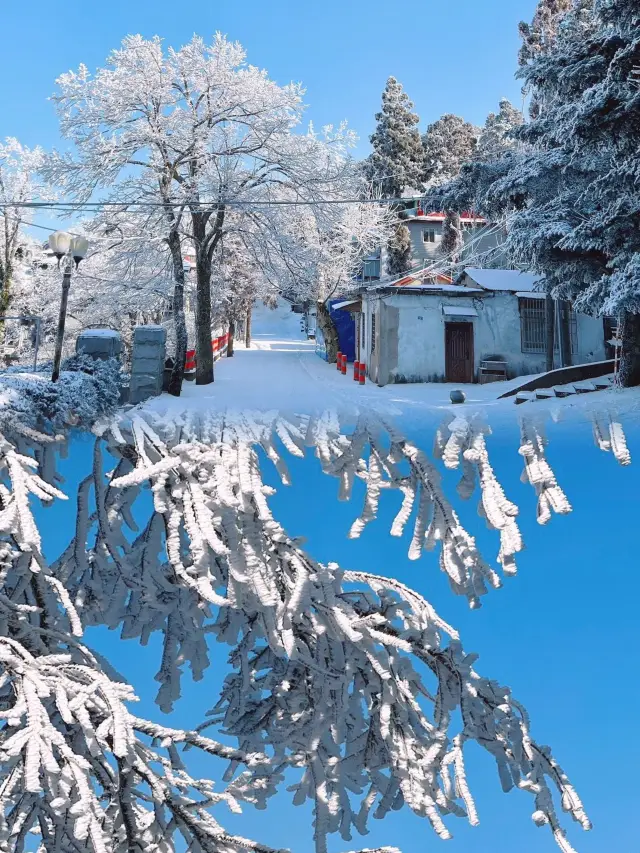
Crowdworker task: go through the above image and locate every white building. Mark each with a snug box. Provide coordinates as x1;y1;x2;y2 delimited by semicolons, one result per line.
345;267;608;386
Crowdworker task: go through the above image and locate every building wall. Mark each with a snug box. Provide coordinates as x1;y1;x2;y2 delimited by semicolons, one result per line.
406;221;508;268
361;292;607;385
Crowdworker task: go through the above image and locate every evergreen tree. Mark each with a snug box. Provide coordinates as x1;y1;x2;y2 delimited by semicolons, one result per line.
476;98;524;162
421;113;479;188
432;0;640;385
386;221;413;276
518;0;577;117
367;77;424;197
440;210;463;266
518;0;575;65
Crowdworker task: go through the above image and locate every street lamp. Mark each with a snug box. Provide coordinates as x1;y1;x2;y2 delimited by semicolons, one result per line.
49;231;89;382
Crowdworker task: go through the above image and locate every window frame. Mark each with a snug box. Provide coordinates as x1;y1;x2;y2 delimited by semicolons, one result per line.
518;297;578;355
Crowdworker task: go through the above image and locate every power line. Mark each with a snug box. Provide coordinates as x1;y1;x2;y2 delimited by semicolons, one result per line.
0;197;427;210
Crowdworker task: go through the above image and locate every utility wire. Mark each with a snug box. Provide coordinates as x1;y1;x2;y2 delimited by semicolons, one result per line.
0;196;437;210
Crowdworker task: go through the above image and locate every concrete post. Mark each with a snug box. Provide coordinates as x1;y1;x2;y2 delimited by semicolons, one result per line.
129;325;167;405
76;328;123;361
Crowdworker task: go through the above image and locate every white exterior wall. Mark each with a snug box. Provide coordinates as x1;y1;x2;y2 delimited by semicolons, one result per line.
361;291;607;385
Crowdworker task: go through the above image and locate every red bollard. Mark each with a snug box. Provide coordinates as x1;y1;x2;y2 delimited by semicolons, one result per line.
336;352;342;371
359;362;366;385
341;354;347;375
353;361;360;381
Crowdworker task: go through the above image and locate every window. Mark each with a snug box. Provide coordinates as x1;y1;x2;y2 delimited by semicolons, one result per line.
371;313;376;354
519;298;578;354
423;229;436;243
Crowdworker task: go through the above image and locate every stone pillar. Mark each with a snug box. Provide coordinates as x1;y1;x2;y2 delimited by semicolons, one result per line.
76;328;123;361
129;325;167;405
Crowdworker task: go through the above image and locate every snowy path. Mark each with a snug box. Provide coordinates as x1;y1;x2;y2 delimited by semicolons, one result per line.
149;300;640;424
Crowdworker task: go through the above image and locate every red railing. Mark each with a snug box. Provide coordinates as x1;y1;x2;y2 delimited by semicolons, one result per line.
185;332;230;370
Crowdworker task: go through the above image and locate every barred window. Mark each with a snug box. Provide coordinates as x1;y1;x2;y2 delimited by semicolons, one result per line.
423;229;436;243
371;313;376;354
519;298;577;354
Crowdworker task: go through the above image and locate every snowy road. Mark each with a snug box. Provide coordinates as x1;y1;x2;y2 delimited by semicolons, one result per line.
153;300;527;419
149;300;640;424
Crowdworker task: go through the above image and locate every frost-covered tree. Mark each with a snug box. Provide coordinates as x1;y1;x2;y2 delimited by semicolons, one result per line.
518;0;575;64
386;221;413;277
0;139;47;327
48;34;357;390
420;115;479;275
365;78;424;280
505;0;639;383
440;210;463;267
428;0;640;385
475;99;524;162
310;201;393;359
211;230;277;352
366;77;424;198
518;0;576;118
421;114;479;189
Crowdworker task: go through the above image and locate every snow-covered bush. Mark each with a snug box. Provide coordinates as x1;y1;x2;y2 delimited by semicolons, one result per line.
0;355;123;432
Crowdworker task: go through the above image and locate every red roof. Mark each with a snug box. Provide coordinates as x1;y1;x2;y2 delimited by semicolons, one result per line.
393;271;454;287
410;210;486;223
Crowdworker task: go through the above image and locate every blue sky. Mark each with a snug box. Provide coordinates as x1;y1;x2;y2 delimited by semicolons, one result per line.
37;410;640;853
1;0;537;159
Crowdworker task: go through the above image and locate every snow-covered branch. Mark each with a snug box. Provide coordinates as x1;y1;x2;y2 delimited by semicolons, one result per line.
44;407;594;853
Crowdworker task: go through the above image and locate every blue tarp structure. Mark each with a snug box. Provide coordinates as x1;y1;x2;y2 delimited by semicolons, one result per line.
315;299;356;362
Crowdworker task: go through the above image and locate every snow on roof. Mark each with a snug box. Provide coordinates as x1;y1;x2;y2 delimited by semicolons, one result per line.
406;211;487;223
332;299;360;310
460;268;543;292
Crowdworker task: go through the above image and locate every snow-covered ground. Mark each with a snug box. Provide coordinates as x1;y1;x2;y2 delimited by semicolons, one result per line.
149;300;640;426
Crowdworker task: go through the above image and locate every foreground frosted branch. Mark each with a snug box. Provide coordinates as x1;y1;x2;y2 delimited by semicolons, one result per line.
48;407;591;853
518;417;572;525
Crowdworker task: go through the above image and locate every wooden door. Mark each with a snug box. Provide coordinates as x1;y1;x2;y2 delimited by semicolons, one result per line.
445;322;474;383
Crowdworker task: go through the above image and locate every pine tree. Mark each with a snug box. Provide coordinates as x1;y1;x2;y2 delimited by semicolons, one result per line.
476;98;524;162
367;77;424;197
421;114;479;188
386;221;413;276
518;0;576;116
440;210;463;266
434;0;640;385
518;0;575;65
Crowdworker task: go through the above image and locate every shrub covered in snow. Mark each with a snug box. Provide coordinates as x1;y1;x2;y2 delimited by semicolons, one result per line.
0;354;123;431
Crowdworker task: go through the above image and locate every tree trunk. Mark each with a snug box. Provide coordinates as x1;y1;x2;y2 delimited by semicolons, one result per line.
545;294;555;372
558;300;572;368
0;260;12;348
166;230;187;397
227;320;235;357
619;311;640;387
316;300;340;364
191;211;215;385
244;306;252;349
195;251;214;384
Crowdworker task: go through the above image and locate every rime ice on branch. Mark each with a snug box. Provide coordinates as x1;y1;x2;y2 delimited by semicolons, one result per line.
0;380;293;853
46;407;593;853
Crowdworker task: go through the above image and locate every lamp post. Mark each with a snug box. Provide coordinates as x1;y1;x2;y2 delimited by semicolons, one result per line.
49;231;89;382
